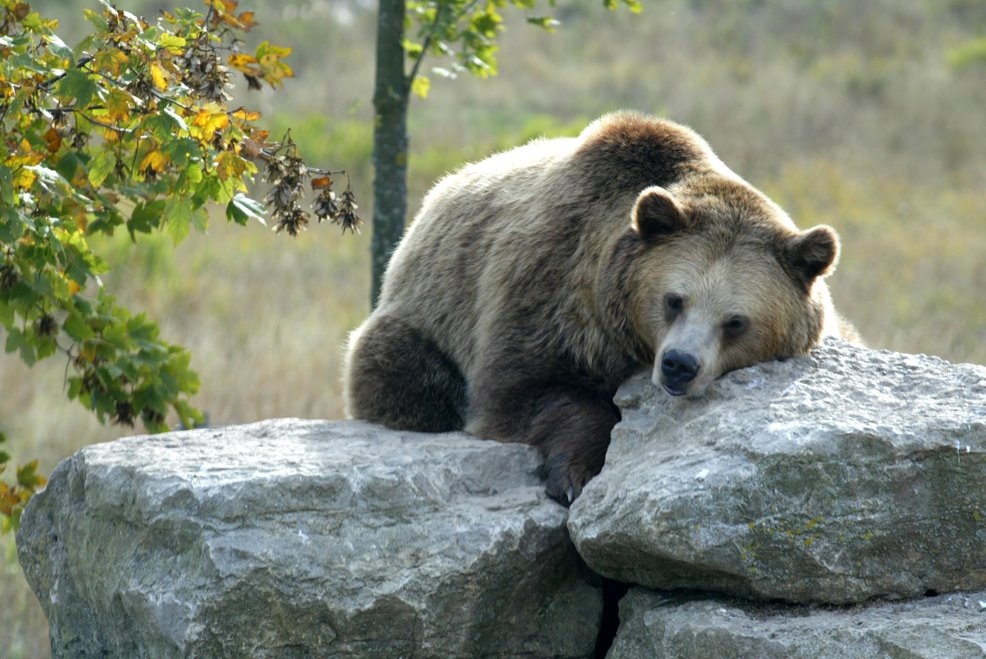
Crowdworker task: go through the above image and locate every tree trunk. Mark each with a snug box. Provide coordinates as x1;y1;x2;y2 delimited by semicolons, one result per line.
370;0;410;308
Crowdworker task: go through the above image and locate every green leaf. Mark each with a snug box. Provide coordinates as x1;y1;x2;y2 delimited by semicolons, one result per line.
158;34;187;49
174;399;205;430
163;196;193;244
46;33;74;61
402;39;424;59
191;176;223;206
6;328;37;365
226;193;267;226
0;206;23;244
63;312;95;341
129;199;166;236
16;460;45;489
67;376;84;401
56;152;82;182
56;69;99;109
88;150;116;188
36;337;57;360
0;164;15;206
526;16;560;31
163;138;199;168
162;106;190;133
168;349;199;394
192;207;208;232
21;11;47;32
471;8;502;38
127;313;158;345
4;327;24;355
0;302;13;329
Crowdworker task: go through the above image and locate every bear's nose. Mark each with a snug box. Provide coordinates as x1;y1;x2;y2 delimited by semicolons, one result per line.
661;349;699;391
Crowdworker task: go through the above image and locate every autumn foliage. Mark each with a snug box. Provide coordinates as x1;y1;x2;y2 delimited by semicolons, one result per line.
0;0;357;530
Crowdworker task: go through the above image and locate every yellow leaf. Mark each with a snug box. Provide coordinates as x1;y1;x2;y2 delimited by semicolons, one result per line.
150;62;168;90
10;139;44;166
231;107;261;121
140;150;169;173
215;149;248;181
228;53;261;76
190;106;230;143
12;167;36;190
0;483;18;517
104;89;134;123
158;34;186;51
254;41;294;88
95;48;129;76
257;42;292;60
411;75;431;99
193;108;229;132
205;0;238;14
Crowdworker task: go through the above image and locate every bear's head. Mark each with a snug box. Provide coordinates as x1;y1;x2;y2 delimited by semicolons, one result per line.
628;181;839;397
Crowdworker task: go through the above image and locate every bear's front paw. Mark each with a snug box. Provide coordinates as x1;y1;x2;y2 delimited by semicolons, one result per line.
538;453;592;507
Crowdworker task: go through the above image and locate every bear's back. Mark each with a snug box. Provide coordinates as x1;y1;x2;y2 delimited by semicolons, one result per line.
375;113;725;374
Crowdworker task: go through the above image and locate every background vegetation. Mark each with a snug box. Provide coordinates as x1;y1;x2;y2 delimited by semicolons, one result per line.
4;0;985;655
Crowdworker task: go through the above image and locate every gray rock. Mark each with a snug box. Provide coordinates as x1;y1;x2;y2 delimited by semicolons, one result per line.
608;587;986;658
18;419;601;658
569;339;986;604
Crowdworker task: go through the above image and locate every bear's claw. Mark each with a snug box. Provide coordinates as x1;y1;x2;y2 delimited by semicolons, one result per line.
539;453;586;507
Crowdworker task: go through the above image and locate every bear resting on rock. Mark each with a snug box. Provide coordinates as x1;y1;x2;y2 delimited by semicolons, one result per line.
344;111;857;504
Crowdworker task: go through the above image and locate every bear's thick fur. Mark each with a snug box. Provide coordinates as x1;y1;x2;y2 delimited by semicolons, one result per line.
344;111;857;503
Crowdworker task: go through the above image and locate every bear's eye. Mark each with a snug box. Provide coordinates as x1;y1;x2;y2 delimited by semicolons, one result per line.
723;315;750;340
664;293;685;319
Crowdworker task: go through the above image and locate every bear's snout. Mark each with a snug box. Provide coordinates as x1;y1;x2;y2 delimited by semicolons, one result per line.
661;349;699;396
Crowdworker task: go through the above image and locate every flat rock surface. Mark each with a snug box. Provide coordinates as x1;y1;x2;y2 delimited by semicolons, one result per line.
18;419;601;658
608;587;986;658
569;339;986;604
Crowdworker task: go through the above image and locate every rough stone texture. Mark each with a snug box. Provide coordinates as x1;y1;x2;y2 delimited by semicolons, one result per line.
608;587;986;658
569;339;986;604
17;419;601;658
607;588;986;659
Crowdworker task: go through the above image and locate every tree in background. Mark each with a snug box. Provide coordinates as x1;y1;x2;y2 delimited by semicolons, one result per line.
0;0;357;531
370;0;641;306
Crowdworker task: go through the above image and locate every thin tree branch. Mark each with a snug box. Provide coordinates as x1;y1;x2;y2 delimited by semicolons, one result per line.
405;0;482;92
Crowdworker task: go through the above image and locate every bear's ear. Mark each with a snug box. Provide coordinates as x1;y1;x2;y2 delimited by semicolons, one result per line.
631;186;688;240
784;225;840;289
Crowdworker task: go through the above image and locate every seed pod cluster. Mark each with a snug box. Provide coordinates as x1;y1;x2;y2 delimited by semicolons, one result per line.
175;34;231;102
333;186;361;233
261;139;362;236
265;150;310;236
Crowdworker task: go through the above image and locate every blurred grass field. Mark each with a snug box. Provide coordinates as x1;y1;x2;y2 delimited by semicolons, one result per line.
3;1;986;655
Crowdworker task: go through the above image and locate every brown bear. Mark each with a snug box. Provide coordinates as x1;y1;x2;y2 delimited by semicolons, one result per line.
344;111;857;504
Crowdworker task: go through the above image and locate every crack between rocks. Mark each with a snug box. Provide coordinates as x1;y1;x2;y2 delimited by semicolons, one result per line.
593;578;630;658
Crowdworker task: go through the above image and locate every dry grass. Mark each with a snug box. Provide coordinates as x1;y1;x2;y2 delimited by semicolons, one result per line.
4;1;985;654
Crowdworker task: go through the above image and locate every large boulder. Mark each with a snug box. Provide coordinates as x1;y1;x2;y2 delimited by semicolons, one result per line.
17;419;601;658
569;339;986;604
608;587;986;658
